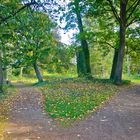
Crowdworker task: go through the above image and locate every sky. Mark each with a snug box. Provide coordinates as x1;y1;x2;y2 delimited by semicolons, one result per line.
25;0;75;45
54;0;76;45
60;30;73;45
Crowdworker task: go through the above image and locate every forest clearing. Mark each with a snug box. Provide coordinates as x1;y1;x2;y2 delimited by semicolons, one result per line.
0;0;140;140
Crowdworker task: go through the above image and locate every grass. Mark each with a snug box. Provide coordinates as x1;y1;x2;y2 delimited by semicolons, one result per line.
9;73;137;127
10;73;77;85
11;75;38;84
0;86;18;139
41;78;125;127
123;74;140;84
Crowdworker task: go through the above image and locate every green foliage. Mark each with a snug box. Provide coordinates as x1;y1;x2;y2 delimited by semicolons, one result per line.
44;44;76;73
0;0;140;83
11;11;56;66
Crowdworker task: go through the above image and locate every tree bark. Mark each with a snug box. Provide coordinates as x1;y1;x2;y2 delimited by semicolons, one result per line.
33;62;43;82
81;40;91;75
110;48;119;80
114;1;127;84
76;50;86;77
1;43;7;85
75;0;92;78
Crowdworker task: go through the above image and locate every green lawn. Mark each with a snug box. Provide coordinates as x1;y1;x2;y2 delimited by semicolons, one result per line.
41;79;123;126
123;74;140;84
10;73;138;126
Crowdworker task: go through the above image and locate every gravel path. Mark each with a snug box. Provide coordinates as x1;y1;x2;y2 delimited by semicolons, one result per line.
3;84;140;140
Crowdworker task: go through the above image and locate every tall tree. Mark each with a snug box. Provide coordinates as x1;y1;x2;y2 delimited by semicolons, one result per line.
0;0;41;88
74;0;91;78
106;0;140;84
12;11;56;82
61;0;92;78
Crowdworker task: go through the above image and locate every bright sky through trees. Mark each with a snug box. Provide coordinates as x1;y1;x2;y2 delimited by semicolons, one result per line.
57;0;75;44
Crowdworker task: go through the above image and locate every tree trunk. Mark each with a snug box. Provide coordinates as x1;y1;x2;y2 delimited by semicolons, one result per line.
76;50;86;77
114;1;126;84
114;26;126;84
1;43;7;85
82;40;91;75
75;0;91;78
33;62;43;82
110;48;119;80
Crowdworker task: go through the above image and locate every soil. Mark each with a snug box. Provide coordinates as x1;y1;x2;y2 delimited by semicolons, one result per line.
2;84;140;140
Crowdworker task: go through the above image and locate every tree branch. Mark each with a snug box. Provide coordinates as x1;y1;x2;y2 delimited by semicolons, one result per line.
126;0;140;21
99;41;115;49
0;1;37;25
126;0;138;13
106;0;121;24
126;16;140;27
128;47;140;54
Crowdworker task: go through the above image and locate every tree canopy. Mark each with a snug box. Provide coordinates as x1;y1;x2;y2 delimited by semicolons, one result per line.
0;0;140;92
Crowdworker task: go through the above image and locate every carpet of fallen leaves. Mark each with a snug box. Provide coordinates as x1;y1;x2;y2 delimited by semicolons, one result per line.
42;80;125;126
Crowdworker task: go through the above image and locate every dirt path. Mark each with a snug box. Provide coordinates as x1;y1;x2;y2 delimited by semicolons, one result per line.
2;84;140;140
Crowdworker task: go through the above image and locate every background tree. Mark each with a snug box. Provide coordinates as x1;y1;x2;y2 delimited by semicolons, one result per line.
0;0;41;89
106;0;140;84
88;0;140;83
61;0;92;78
12;11;56;82
83;10;118;77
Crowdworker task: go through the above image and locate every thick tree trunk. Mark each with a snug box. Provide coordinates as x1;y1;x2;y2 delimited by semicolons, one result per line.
76;50;86;77
75;0;91;78
81;40;91;75
114;1;126;84
33;62;43;82
114;26;126;84
110;48;119;80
